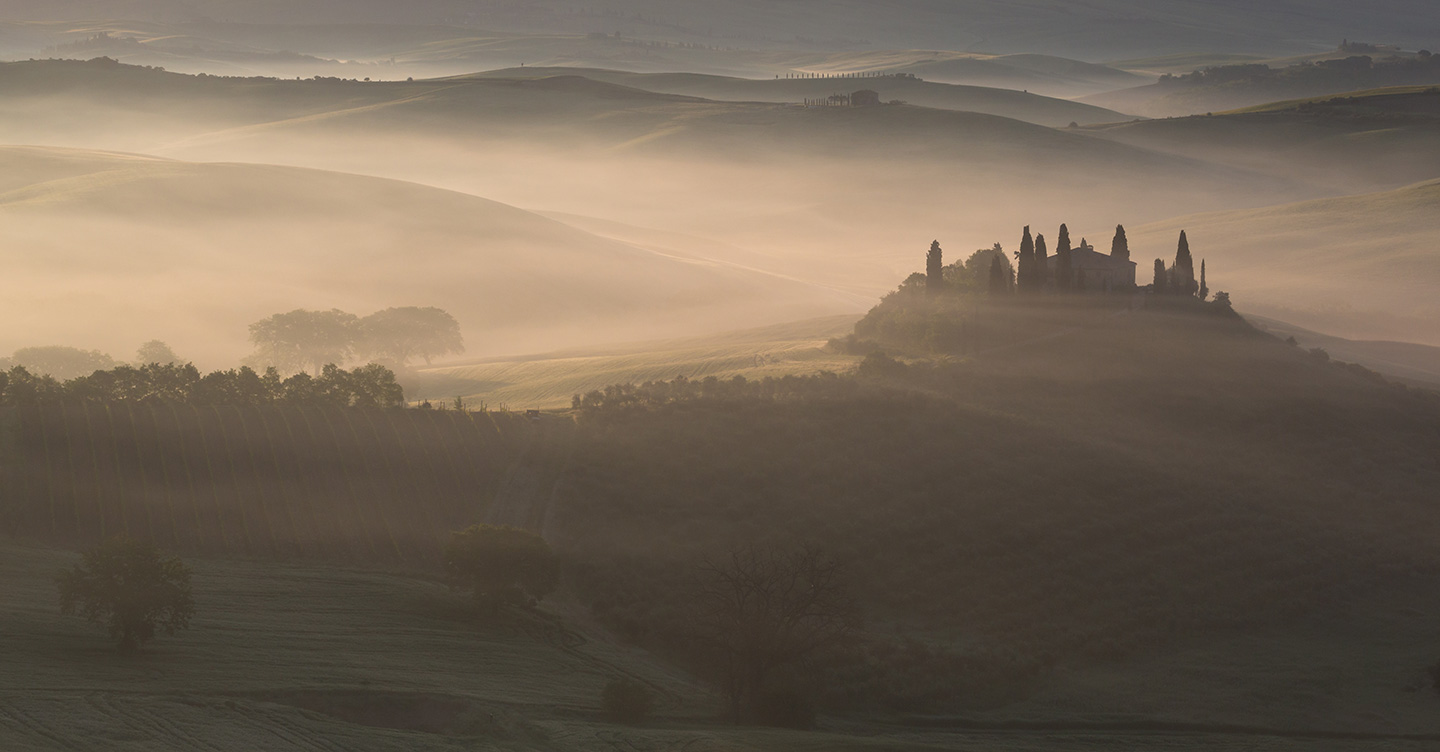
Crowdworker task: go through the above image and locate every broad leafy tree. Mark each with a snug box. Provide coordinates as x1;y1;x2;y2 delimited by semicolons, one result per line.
359;306;464;368
134;340;180;366
57;537;194;653
11;346;116;381
247;309;360;375
691;544;859;724
442;525;560;613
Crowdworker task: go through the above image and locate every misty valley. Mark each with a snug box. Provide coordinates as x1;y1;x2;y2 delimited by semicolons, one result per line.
3;3;1440;751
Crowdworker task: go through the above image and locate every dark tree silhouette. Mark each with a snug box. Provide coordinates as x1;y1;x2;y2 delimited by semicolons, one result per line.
1111;225;1130;262
1016;226;1036;293
690;544;859;724
925;240;944;294
1034;233;1050;289
1153;259;1168;293
57;537;194;653
1198;260;1209;301
442;525;559;613
988;254;1009;294
247;309;361;375
1174;231;1197;296
359;306;464;368
1055;224;1074;292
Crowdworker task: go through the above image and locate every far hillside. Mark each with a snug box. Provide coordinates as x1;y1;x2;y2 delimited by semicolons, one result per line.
470;67;1136;127
1086;87;1440;191
0;146;859;365
1088;49;1440;117
1126;178;1440;346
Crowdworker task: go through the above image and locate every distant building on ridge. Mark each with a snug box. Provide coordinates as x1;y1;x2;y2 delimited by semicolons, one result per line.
851;89;882;107
1048;240;1136;291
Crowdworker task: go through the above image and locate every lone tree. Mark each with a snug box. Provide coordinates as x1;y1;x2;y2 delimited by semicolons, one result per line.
1034;233;1050;289
247;309;361;375
1173;231;1197;296
690;543;859;724
925;240;944;294
1015;226;1036;292
358;306;464;368
442;525;560;613
1111;224;1130;262
57;537;194;653
135;340;180;366
1055;223;1074;292
988;254;1010;294
1198;259;1209;301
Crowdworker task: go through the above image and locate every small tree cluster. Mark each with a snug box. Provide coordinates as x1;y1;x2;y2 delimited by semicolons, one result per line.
247;306;463;374
1151;230;1209;299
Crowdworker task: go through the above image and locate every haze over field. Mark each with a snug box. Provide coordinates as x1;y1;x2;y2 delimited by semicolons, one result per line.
3;3;1440;750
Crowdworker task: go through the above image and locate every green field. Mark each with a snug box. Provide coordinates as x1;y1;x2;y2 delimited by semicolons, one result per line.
409;315;863;409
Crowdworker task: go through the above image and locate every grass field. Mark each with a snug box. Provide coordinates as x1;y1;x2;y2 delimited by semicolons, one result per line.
6;538;1440;751
409;315;863;409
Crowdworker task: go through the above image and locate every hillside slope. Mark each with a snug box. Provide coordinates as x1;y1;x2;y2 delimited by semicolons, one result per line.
1085;87;1440;191
469;67;1136;126
1125;178;1440;346
0;146;860;364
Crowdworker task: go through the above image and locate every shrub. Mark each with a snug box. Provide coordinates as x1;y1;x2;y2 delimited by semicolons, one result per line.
601;677;654;724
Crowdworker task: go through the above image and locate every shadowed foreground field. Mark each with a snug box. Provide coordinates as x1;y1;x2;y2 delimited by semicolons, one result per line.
4;540;1440;751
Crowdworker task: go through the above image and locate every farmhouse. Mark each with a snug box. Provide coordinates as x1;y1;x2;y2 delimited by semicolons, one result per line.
1051;240;1136;291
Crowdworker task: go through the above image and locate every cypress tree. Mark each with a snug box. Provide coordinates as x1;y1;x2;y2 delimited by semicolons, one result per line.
926;240;944;294
1111;225;1130;262
1174;230;1197;296
1017;226;1036;293
1198;259;1209;300
1056;223;1073;292
1034;233;1049;290
1153;259;1167;293
988;254;1008;294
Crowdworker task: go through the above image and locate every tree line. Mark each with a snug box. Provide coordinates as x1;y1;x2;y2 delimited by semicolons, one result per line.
0;362;404;408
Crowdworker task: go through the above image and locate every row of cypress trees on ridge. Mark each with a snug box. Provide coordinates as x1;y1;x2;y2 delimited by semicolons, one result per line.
925;224;1210;299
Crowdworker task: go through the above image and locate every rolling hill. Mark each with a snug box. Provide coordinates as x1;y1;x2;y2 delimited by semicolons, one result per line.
5;1;1440;62
0;59;1300;315
0;146;861;366
1085;87;1440;192
1124;178;1440;346
1085;53;1440;118
470;67;1137;126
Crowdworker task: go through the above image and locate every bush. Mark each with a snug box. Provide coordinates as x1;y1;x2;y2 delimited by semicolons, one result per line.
601;677;654;724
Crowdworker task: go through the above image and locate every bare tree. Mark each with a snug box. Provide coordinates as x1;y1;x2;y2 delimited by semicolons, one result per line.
690;543;859;724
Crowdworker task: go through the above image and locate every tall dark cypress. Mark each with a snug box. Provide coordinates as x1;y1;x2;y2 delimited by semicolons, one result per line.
988;254;1008;294
1056;223;1073;292
1111;224;1130;262
1153;259;1167;293
1034;233;1049;290
1174;230;1197;296
1017;226;1036;293
1198;259;1208;300
926;240;944;294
